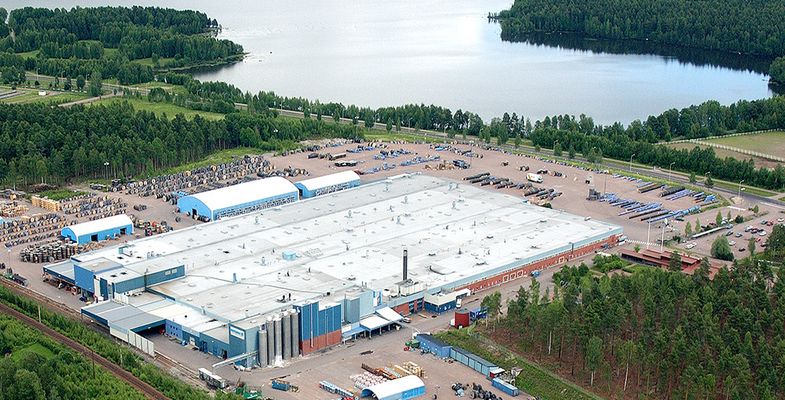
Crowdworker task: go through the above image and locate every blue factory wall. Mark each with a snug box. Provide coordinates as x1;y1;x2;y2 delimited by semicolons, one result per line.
73;262;120;294
177;191;298;221
296;179;361;198
62;224;133;245
296;301;342;354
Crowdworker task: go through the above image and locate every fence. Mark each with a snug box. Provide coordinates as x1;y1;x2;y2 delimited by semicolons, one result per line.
667;129;784;163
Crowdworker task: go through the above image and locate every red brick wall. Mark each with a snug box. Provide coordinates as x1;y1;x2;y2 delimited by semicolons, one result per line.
459;235;619;294
299;330;342;355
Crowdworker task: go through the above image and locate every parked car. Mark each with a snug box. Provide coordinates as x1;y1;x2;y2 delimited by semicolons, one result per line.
729;240;736;246
725;231;734;236
760;231;767;236
685;243;696;249
735;233;743;238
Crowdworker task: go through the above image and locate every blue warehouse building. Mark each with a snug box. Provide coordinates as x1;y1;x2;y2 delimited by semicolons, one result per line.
177;177;298;221
41;173;622;373
61;214;133;244
294;170;360;198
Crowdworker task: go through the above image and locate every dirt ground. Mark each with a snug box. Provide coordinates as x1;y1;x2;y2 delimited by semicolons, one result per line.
3;139;784;399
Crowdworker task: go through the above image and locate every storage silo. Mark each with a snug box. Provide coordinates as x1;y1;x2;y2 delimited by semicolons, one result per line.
290;309;300;357
265;317;275;366
273;314;283;364
282;310;292;360
258;329;269;366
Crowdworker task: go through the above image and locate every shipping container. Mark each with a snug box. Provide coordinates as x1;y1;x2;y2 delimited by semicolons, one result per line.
492;377;520;396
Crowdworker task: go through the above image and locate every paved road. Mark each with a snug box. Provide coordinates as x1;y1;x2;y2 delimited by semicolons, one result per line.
58;92;120;108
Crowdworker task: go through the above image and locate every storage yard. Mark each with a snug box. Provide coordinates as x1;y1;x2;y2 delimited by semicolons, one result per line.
1;138;782;399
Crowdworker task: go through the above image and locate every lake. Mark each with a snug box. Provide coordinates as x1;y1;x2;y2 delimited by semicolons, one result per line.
5;0;777;124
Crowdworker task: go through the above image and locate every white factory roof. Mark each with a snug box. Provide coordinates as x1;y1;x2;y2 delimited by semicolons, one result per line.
295;171;360;190
362;376;425;399
64;174;621;324
376;307;403;323
360;315;390;331
64;214;133;238
185;177;297;211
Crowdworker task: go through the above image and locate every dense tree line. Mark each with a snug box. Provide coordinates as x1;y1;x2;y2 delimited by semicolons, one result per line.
0;316;147;400
526;97;785;190
0;102;360;186
0;7;242;84
0;288;243;400
168;76;785;190
496;0;785;58
772;57;785;84
499;243;785;399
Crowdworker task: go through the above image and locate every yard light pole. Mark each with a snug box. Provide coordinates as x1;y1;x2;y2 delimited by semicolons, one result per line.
629;153;636;173
668;162;675;182
738;180;745;201
103;161;109;180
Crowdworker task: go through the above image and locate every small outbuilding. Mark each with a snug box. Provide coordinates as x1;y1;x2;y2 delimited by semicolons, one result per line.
61;214;134;244
361;375;426;400
177;177;298;221
295;171;360;198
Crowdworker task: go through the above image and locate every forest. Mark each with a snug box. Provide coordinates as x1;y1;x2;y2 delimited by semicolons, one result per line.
0;316;146;400
0;288;243;400
149;76;785;191
496;0;785;59
487;227;785;399
0;6;242;84
0;102;360;186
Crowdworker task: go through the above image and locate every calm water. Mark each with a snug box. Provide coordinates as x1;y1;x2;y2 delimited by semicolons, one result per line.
6;0;776;124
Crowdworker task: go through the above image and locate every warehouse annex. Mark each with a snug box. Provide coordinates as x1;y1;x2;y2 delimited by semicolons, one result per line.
44;173;622;368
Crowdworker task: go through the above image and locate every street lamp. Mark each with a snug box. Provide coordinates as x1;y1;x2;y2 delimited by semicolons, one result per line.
668;162;675;182
629;153;636;173
103;161;109;180
738;180;745;201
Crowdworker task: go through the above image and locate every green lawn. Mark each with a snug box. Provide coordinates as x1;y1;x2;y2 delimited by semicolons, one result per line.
437;328;602;400
15;49;40;59
36;189;88;201
131;56;175;67
705;131;785;154
130;81;188;95
365;131;448;144
10;342;55;361
89;97;225;120
0;90;90;105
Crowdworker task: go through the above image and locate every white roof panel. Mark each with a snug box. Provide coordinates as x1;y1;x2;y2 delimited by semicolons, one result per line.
362;376;425;398
189;177;297;212
376;307;403;323
295;171;360;191
65;214;132;238
360;315;390;331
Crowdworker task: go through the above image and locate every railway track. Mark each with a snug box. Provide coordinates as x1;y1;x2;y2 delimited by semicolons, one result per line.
0;280;169;399
0;301;169;399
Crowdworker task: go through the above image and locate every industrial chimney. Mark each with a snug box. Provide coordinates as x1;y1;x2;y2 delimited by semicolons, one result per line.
403;249;408;281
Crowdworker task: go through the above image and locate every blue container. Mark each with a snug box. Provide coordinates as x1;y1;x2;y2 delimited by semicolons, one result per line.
492;378;520;396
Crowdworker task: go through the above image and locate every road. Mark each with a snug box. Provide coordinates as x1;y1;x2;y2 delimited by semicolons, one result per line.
266;107;784;208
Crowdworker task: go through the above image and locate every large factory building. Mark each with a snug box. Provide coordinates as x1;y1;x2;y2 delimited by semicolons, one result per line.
176;177;298;221
46;174;622;368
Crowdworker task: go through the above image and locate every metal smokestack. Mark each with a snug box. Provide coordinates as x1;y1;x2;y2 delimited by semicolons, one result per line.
403;249;408;281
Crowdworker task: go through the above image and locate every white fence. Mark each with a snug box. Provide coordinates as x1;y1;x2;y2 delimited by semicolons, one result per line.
667;129;784;163
110;326;155;357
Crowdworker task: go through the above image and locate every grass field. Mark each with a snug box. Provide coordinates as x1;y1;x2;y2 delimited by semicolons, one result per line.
131;56;175;67
36;189;88;201
437;328;602;400
0;87;90;105
10;342;55;361
668;141;781;169
668;131;785;169
705;131;785;155
15;49;40;59
90;97;225;120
